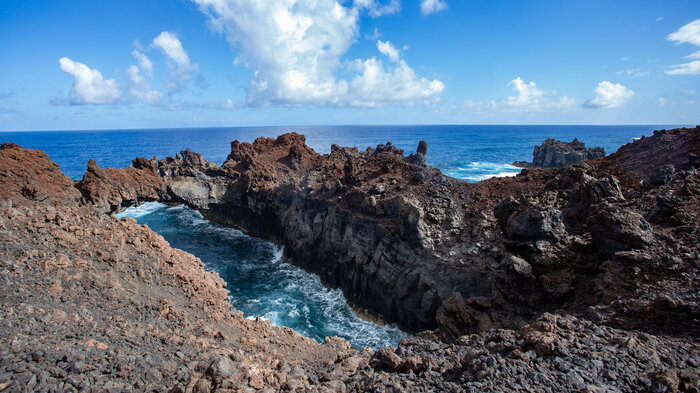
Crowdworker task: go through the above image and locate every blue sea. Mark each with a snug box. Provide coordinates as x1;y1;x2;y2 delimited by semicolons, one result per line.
0;125;681;348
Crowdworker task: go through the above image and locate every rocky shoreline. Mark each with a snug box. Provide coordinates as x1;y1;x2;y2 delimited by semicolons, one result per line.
0;127;699;392
75;128;700;340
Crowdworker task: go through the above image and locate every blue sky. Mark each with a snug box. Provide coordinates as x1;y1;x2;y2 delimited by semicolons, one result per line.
0;0;699;131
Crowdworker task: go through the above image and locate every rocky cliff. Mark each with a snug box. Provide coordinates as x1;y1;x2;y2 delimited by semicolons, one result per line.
513;138;606;168
72;128;700;344
1;138;699;392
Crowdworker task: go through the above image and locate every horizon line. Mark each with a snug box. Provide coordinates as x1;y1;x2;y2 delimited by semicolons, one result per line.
0;123;696;133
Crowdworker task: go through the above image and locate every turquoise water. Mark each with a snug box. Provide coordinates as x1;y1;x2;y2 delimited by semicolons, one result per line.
1;124;683;348
117;202;407;349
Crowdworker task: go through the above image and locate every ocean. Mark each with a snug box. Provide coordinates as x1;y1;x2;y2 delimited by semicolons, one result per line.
0;125;676;181
0;124;680;348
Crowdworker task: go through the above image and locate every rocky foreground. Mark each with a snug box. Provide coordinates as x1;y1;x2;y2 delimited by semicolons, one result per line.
0;128;698;392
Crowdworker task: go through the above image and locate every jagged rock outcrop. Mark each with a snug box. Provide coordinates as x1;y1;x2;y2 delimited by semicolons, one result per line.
74;128;700;344
513;138;606;168
77;157;167;214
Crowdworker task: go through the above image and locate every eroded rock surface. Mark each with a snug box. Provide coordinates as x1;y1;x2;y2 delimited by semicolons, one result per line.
1;137;699;392
71;128;700;345
514;138;606;168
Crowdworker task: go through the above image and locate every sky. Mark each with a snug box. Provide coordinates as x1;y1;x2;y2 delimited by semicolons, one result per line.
0;0;699;131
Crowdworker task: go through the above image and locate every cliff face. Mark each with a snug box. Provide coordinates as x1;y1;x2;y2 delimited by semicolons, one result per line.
74;128;700;343
514;138;606;168
2;139;699;392
0;141;349;393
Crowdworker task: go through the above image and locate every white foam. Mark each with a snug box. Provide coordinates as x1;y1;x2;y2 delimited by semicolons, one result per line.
116;201;166;219
446;162;521;182
131;202;408;348
271;245;284;263
462;171;520;182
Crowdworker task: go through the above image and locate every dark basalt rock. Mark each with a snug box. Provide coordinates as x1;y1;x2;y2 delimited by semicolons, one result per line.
74;127;700;343
514;138;606;169
3;135;700;393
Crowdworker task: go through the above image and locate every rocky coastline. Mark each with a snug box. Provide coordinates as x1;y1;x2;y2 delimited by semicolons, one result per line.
1;128;699;392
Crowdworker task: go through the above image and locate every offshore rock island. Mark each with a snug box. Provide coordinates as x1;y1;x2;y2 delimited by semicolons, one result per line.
513;138;606;169
0;127;699;392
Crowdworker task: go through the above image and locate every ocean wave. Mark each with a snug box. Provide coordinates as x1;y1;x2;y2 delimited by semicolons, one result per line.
444;161;521;182
116;201;166;219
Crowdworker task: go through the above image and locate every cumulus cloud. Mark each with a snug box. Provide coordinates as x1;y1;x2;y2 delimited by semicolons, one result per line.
584;81;634;108
666;19;700;75
152;31;202;91
345;57;444;107
55;57;121;105
504;78;575;111
192;0;443;107
420;0;447;16
456;78;574;113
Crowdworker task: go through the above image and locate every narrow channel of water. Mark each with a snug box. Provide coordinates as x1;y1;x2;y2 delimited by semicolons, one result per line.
118;202;407;349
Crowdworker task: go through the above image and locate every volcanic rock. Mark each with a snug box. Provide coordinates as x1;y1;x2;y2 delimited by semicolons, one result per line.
513;138;606;168
72;128;700;343
1;134;700;392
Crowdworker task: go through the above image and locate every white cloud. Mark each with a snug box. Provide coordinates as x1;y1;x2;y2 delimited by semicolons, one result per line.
354;0;400;17
127;65;163;104
668;19;700;46
656;17;664;22
126;50;163;104
152;31;201;91
192;0;443;107
617;68;650;78
132;50;153;75
666;19;700;75
504;78;574;112
366;26;381;40
377;40;400;62
345;57;444;107
56;57;121;105
656;97;668;106
153;32;191;67
584;81;634;108
456;78;574;113
420;0;447;16
665;60;700;75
